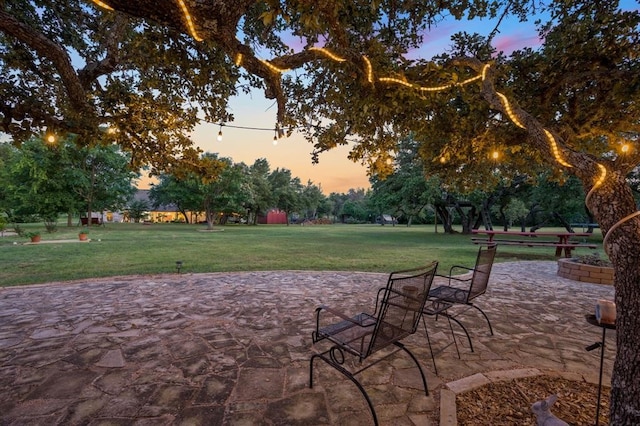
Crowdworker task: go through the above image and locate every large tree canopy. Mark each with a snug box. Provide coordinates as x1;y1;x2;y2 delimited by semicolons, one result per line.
2;0;640;423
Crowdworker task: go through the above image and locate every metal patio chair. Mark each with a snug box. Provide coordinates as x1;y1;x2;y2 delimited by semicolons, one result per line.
309;261;438;426
428;243;497;352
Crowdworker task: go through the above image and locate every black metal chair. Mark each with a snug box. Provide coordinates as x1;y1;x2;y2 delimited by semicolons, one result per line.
309;261;438;426
428;243;497;352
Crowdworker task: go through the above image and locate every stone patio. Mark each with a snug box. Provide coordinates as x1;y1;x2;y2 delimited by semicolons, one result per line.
0;261;615;425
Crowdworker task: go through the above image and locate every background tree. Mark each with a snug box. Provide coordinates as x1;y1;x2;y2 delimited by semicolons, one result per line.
268;168;302;225
2;137;135;227
190;154;246;230
67;143;138;225
369;135;442;226
299;180;325;221
3;138;77;227
148;174;202;223
244;159;274;225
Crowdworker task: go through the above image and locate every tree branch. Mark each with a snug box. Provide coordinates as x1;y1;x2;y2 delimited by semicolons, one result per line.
78;15;128;87
0;9;93;114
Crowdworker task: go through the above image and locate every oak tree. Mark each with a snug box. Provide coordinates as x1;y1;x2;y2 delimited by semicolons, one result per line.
2;1;640;423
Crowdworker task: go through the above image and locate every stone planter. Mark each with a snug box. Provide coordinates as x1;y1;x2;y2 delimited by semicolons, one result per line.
557;258;614;285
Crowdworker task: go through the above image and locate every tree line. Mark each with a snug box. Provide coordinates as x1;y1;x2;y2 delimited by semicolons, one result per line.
1;135;602;233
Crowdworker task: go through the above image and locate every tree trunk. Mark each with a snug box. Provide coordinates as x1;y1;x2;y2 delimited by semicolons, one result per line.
587;175;640;425
434;204;454;233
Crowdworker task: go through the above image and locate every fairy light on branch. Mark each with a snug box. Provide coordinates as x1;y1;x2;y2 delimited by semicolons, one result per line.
362;56;374;83
419;83;455;92
378;77;414;89
481;63;491;80
235;53;243;67
496;92;526;129
259;59;289;74
91;0;114;11
593;163;607;189
309;47;346;62
175;0;203;41
543;129;573;168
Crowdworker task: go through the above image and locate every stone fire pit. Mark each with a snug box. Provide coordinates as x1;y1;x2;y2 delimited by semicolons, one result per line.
557;257;614;285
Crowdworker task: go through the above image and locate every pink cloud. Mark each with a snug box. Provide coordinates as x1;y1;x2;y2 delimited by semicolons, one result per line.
493;33;544;56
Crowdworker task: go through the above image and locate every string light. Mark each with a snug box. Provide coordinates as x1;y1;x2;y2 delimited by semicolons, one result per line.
362;56;374;83
235;53;243;67
259;59;289;74
419;84;455;92
309;47;346;62
621;144;630;154
90;0;113;11
217;125;223;142
543;129;572;168
273;128;278;145
593;163;607;189
175;0;203;41
491;151;500;161
481;63;491;81
46;134;56;143
496;92;526;129
378;77;414;89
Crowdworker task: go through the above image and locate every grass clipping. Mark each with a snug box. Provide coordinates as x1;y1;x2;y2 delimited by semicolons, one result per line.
456;375;610;425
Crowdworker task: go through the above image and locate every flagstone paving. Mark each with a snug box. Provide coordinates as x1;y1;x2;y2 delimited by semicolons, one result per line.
0;261;615;425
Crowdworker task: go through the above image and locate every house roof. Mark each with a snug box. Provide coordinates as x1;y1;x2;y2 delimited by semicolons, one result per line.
133;189;179;212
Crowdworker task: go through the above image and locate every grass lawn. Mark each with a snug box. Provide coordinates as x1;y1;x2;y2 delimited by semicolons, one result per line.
0;222;604;287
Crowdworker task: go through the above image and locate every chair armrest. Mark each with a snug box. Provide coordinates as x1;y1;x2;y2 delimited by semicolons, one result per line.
313;305;376;343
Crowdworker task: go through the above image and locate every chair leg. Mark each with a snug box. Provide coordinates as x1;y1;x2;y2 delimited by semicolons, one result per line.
442;312;474;353
469;304;494;335
310;349;379;426
421;316;438;375
444;314;461;359
394;341;429;397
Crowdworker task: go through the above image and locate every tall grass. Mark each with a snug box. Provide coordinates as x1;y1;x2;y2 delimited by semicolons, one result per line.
0;222;603;287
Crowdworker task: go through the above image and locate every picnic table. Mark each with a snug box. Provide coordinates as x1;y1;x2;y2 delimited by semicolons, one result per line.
471;229;597;257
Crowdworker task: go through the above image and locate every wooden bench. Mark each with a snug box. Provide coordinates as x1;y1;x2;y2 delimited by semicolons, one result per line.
471;237;597;257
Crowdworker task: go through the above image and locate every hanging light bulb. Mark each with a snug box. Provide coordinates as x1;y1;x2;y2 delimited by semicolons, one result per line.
273;128;278;146
46;133;55;143
621;144;630;154
492;151;500;161
217;124;223;142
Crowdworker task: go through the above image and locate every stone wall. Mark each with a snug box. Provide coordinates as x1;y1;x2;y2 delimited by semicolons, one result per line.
557;258;614;285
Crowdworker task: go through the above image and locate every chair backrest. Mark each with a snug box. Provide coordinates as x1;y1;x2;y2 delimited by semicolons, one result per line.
468;244;497;300
367;261;438;356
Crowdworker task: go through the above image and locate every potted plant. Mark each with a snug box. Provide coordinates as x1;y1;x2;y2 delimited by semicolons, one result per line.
25;231;41;243
78;230;89;241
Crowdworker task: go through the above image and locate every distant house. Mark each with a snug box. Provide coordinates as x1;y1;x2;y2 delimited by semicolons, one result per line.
376;214;398;225
105;190;203;223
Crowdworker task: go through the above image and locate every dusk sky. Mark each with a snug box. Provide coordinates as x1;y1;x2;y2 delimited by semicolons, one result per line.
185;14;545;195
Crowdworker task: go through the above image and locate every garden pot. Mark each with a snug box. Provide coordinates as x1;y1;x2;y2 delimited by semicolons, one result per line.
30;235;41;243
79;233;88;241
